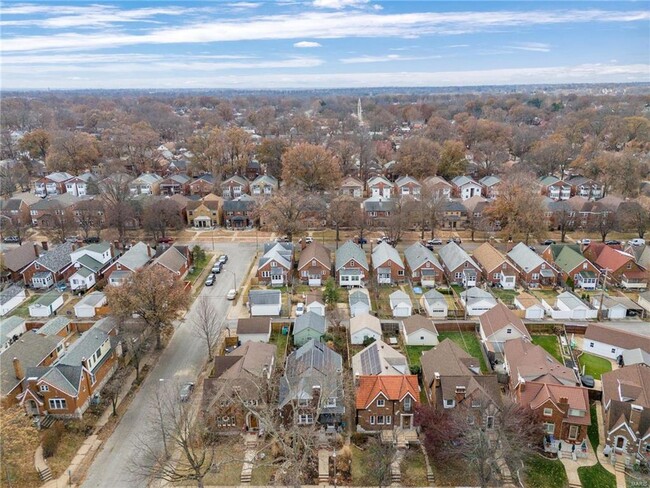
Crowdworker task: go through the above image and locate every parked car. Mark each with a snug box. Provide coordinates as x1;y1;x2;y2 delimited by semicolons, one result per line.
205;275;215;286
541;239;556;245
577;238;591;246
629;238;646;247
3;236;20;243
605;240;621;246
83;236;100;244
298;236;314;244
427;238;443;246
276;235;290;242
353;236;367;245
218;254;228;264
580;375;595;388
158;237;175;244
179;382;195;402
65;235;81;242
296;302;305;316
226;289;237;300
212;263;222;274
447;237;462;244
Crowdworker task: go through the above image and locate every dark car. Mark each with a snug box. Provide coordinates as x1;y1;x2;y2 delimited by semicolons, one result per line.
158;237;175;244
580;375;595;388
211;263;222;274
179;382;195;402
541;239;556;245
83;236;100;244
3;236;20;243
353;236;368;245
605;240;621;246
218;255;228;264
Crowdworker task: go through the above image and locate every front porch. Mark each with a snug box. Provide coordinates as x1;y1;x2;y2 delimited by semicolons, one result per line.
499;272;516;290
621;275;648;290
462;269;477;288
380;426;419;447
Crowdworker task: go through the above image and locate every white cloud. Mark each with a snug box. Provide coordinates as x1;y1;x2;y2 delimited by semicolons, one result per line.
508;42;551;52
340;54;441;63
294;41;322;48
312;0;369;9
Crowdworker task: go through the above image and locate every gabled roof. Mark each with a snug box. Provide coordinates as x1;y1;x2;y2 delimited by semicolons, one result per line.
539;175;562;186
222;195;256;211
222;175;249;186
423;175;452;188
401;315;438;336
74;291;106;308
349;312;381;337
389;290;411;308
0;284;25;306
249;289;281;306
554;246;590;273
3;242;40;272
423;289;446;306
547;244;581;261
520;382;591;425
59;317;116;369
75;254;103;273
363;195;395;212
190;173;215;184
298;242;331;270
45;171;74;183
507;242;546;272
367;175;392;187
438;242;478;271
34;241;75;273
352;339;408;376
596;246;637;272
479;175;501;187
451;175;479;187
0;315;25;338
340;175;364;188
479;303;530;339
395;175;421;187
556;291;591;310
131;173;163;185
585;324;650;352
294;311;326;336
259;242;292;270
349;289;371;308
32;291;63;307
335;241;368;271
237;317;271;335
38;316;71;336
251;174;278;187
504;337;578;386
355;375;419;409
421;338;481;382
371;241;403;269
115;242;151;272
0;198;26;211
153;246;187;274
403;242;442;272
472;242;509;273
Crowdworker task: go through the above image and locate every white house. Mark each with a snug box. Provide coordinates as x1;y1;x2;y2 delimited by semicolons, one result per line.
590;295;639;320
0;285;27;316
421;289;448;318
401;315;439;346
68;267;96;292
0;316;26;352
349;289;371;318
69;242;115;292
349;313;382;345
73;291;107;318
305;291;326;317
541;291;597;320
513;292;545;320
236;317;272;343
460;287;497;316
28;291;64;318
583;324;650;360
479;303;531;353
249;290;282;316
451;176;483;200
389;290;412;318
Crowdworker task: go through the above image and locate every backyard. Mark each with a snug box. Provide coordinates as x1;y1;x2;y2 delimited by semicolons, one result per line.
405;345;433;368
11;294;43;317
578;352;612;380
438;331;488;373
523;454;569;488
532;335;563;363
490;288;519;306
588;403;599;451
577;463;616;488
531;289;560;303
269;330;290;363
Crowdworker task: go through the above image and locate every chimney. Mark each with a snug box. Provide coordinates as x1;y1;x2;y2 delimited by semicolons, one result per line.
147;244;152;257
558;397;569;412
630;405;643;434
312;385;321;406
41;241;49;251
13;357;24;380
520;378;526;392
34;243;41;257
109;242;115;257
72;242;78;252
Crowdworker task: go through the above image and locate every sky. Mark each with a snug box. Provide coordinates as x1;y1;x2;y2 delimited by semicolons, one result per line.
0;0;649;90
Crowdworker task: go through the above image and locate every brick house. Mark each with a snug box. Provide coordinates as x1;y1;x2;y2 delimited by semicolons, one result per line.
441;200;468;229
479;175;501;198
129;173;162;196
363;196;394;223
21;241;76;289
297;242;331;286
601;364;650;466
221;175;250;200
1;330;64;405
64;172;97;197
593;245;647;290
339;176;364;198
566;175;604;200
394;175;421;198
188;174;216;196
159;174;190;195
517;382;590;450
250;175;279;197
367;175;393;199
472;242;517;289
0;197;30;227
29;193;81;228
371;242;405;284
403;242;443;286
257;242;293;286
103;241;154;285
422;176;452;199
507;243;558;288
451;176;482;200
18;318;120;418
202;342;276;433
222;195;256;228
2;242;42;282
186;195;221;228
355;375;419;432
335;241;369;287
438;242;480;287
542;244;601;290
151;245;192;280
34;172;74;197
539;176;572;201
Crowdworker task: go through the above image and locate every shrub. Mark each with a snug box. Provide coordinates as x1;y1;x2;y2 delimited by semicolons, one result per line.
66;418;94;437
350;432;368;447
337;445;352;474
42;422;64;458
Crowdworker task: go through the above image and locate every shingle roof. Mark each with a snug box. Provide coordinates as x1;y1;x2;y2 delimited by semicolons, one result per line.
30;193;82;210
421;338;481;382
401;315;437;336
75;254;103;273
222;195;255;211
59;317;116;370
596;246;636;272
251;175;278;187
367;175;392;187
0;284;25;306
38;316;71;336
371;241;404;270
352;339;408;376
115;241;151;271
363;196;395;212
2;242;40;272
403;242;442;272
259;243;292;270
335;241;368;271
153;246;187;274
294;311;326;336
479;175;500;187
451;175;478;187
298;242;331;270
349;312;381;337
479;303;530;339
389;290;411;308
32;291;63;307
423;289;446;306
46;172;74;182
520;382;591;425
585;324;650;352
438;242;478;271
556;291;590;310
355;375;419;409
349;289;371;308
74;291;106;309
507;242;546;272
35;241;75;273
554;246;589;273
472;242;509;273
395;175;421;187
0;315;25;339
132;173;163;185
249;290;281;306
504;337;577;386
237;317;271;335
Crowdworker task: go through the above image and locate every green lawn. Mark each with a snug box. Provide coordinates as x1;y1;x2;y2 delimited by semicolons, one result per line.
531;289;559;302
579;353;612;380
437;331;488;373
350;445;376;486
524;454;569;488
532;335;563;363
186;253;211;282
373;286;396;318
588;403;600;451
11;295;39;318
490;288;519;305
578;463;616;488
405;346;433;368
269;331;289;363
400;447;428;486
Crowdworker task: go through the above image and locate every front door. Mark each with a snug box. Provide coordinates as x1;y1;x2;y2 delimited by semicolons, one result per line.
27;400;39;416
401;414;413;429
247;413;259;431
616;436;626;451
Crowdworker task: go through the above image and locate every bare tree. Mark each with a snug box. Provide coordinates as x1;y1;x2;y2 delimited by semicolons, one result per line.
589;211;619;242
75;199;105;240
101;174;135;246
103;366;131;416
142;198;183;241
191;297;221;362
328;195;362;247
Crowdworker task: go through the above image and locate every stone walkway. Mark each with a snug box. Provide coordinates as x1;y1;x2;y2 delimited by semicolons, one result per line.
594;401;627;488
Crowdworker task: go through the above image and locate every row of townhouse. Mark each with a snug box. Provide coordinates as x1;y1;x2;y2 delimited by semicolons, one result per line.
539;175;605;201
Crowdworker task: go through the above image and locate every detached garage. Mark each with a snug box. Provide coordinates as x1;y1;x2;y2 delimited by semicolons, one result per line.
514;292;545;320
249;290;282;317
29;291;64;318
0;285;27;316
74;291;107;318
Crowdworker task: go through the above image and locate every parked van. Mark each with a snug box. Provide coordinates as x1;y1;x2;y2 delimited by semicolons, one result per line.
629;238;646;247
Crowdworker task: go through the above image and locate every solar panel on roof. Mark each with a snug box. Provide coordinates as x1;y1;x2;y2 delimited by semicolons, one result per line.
360;346;381;375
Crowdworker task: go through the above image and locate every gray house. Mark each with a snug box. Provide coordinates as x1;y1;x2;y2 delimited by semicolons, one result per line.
293;311;326;346
349;289;372;317
335;241;369;287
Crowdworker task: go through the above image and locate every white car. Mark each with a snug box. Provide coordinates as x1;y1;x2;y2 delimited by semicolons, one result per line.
629;238;646;247
578;239;591;246
295;302;305;316
226;289;237;300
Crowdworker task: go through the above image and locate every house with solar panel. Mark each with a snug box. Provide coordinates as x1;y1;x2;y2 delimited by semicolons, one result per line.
351;339;409;378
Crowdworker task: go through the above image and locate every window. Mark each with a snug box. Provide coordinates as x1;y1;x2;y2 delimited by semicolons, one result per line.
326;398;337;407
543;408;553;417
40;385;49;392
386;416;392;425
589;342;594;348
569;409;585;417
404;397;412;412
445;399;455;408
455;386;466;394
298;414;314;424
568;425;579;440
645;444;650;453
583;263;588;269
49;399;67;410
377;399;385;407
377;416;385;425
298;399;309;406
370;416;375;425
611;348;616;354
493;273;500;280
486;416;494;429
455;272;462;280
471;400;481;408
544;423;555;434
506;328;512;334
397;270;404;276
262;271;271;278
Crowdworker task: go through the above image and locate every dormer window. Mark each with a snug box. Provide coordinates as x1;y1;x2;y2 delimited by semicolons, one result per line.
583;263;588;269
455;386;466;394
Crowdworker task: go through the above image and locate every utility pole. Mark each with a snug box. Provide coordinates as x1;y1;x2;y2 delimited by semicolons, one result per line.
597;268;608;321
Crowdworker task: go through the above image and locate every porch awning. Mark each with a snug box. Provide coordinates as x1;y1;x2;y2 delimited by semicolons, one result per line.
540;268;555;278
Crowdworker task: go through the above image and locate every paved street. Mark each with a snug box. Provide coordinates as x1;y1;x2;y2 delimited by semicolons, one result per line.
81;242;256;488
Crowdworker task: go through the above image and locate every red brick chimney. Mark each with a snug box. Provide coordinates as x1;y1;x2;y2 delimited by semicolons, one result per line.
41;241;49;251
558;397;569;414
630;405;643;434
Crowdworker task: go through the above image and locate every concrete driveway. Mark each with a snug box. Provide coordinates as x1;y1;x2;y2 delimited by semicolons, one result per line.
81;242;256;488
